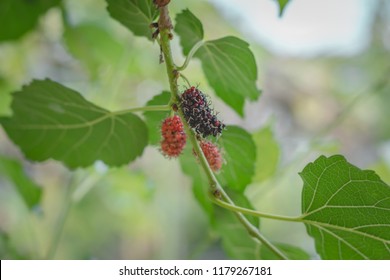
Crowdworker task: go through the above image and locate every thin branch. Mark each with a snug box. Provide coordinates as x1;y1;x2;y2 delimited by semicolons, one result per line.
46;171;104;259
210;195;302;222
217;187;288;259
72;172;106;203
45;174;75;259
158;4;288;260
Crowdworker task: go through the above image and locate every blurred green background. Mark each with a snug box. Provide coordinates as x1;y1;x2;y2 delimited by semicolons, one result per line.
0;0;389;259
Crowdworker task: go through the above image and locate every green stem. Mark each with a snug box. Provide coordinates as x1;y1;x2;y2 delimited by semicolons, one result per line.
158;5;288;260
71;172;106;203
179;72;191;87
45;174;75;259
211;196;302;222
46;171;103;259
114;105;171;115
158;8;180;103
217;187;288;259
176;41;204;71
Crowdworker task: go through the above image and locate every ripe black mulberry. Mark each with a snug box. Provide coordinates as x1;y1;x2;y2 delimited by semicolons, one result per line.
180;86;225;138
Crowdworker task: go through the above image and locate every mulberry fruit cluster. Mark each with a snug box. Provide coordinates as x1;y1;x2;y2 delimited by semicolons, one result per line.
199;141;223;172
160;116;186;158
180;86;225;138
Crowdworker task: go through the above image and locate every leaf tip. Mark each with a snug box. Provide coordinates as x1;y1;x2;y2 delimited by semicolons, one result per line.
276;0;291;17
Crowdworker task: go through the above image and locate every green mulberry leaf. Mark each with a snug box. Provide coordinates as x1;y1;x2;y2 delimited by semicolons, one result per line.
300;155;390;259
106;0;158;41
252;125;280;183
0;79;148;169
174;9;204;55
143;91;171;145
218;126;256;192
0;0;61;41
63;23;125;78
195;37;260;116
174;9;260;116
0;155;42;209
180;146;215;222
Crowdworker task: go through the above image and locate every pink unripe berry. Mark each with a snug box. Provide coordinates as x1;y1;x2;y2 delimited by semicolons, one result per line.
200;140;223;172
160;116;186;158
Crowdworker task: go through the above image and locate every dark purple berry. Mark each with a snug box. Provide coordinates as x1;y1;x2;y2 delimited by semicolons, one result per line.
180;87;225;138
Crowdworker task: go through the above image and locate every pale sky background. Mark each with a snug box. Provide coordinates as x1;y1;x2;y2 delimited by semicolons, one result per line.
209;0;376;56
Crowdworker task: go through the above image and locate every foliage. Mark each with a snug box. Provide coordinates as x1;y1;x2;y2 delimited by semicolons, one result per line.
106;0;158;41
217;126;256;192
174;9;204;56
252;125;280;183
300;155;390;259
63;23;125;79
0;79;148;168
0;0;61;41
0;155;42;209
144;91;171;145
175;10;260;116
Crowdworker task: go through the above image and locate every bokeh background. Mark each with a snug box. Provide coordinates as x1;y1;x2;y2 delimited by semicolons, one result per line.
0;0;389;259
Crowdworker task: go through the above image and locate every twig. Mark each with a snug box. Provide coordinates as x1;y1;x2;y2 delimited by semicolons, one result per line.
157;4;288;260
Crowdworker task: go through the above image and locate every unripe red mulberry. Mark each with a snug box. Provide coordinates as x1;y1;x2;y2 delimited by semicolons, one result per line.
160;116;186;158
180;86;225;138
199;140;223;172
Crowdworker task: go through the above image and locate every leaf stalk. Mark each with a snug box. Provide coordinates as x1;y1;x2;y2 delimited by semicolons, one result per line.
115;105;171;114
176;41;204;71
210;195;302;222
